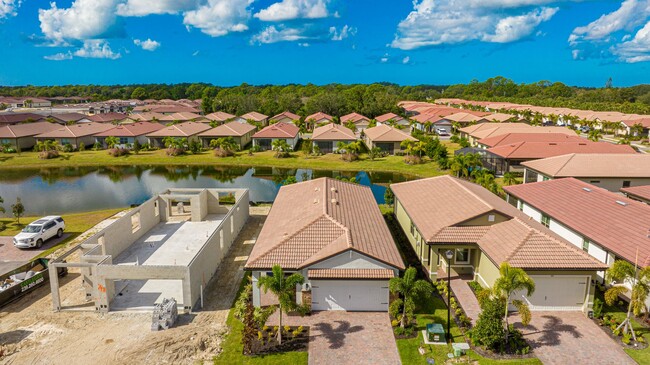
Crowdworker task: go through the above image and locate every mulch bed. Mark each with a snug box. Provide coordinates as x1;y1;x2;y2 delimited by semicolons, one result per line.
592;318;649;351
248;326;310;356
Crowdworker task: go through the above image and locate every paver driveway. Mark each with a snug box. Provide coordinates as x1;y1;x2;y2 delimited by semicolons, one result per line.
268;311;401;365
515;311;635;365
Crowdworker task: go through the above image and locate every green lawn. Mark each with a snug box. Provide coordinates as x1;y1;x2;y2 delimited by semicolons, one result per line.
0;141;460;179
396;295;542;365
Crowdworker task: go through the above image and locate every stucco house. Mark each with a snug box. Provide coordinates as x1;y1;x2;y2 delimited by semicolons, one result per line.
245;178;404;311
376;113;409;128
270;111;301;124
0;121;60;150
340;112;371;131
476;133;585;150
311;123;357;154
0;113;45;126
391;176;606;313
234;111;268;126
204;111;236;124
621;185;650;204
304;112;333;129
363;124;416;155
198;121;256;149
35;122;114;149
459;123;575;146
252;122;300;151
94;122;164;148
146;121;211;148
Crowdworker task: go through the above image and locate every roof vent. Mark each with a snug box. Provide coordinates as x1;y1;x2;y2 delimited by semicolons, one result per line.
582;187;591;192
331;198;338;205
579;143;587;146
616;200;628;206
313;198;318;204
549;143;557;145
331;187;337;193
314;187;320;192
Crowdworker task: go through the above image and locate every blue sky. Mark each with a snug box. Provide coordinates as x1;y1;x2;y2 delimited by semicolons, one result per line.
0;0;649;87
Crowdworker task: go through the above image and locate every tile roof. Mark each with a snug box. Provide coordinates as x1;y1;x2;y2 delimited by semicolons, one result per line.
305;112;333;122
129;112;167;122
253;122;299;139
522;153;650;178
0;113;44;125
621;185;650;202
478;133;586;148
488;141;637;159
87;112;128;123
311;123;357;141
444;112;489;123
50;113;88;122
504;178;650;267
240;111;268;121
485;113;518;122
146;121;211;137
460;123;575;140
198;121;256;137
35;122;114;138
308;269;395;279
364;124;416;142
245;178;404;270
429;226;491;243
271;111;301;121
340;112;370;123
0;121;60;138
204;111;236;122
93;122;164;137
159;112;205;121
375;113;403;122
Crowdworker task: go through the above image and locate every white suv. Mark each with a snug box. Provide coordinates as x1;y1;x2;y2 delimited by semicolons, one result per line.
13;216;65;249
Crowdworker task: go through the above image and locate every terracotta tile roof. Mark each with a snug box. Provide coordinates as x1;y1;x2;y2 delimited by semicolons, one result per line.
375;113;403;122
50;113;88;122
445;112;489;123
430;226;491;243
623;118;650;128
308;269;395;279
621;185;650;202
460;123;575;140
94;122;164;137
364;124;416;142
0;121;60;138
159;112;205;121
0;113;45;125
504;178;650;267
488;141;636;159
523;154;650;178
271;111;301;121
311;123;357;141
240;111;268;121
87;112;128;123
305;112;333;122
129;112;167;122
135;104;200;114
35;122;114;138
340;112;370;123
198;121;256;137
485;113;518;122
246;178;404;270
253;122;299;139
146;121;211;137
204;111;236;122
478;133;585;148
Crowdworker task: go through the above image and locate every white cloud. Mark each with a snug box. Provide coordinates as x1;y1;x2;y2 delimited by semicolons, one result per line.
391;0;561;49
613;20;650;63
73;40;121;59
192;50;200;56
44;52;73;61
254;0;329;21
569;0;650;44
298;42;310;47
116;0;199;16
38;0;121;45
380;53;389;63
0;0;20;19
183;0;252;37
134;38;161;51
251;25;308;44
329;25;356;41
402;56;410;64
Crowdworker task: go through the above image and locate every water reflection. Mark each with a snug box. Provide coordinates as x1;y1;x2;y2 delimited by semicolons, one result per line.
0;165;413;216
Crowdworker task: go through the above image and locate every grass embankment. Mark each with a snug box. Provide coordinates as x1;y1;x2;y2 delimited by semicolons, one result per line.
0;141;460;178
0;208;125;258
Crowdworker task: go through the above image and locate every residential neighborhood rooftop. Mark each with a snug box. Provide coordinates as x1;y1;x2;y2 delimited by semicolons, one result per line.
477;132;585;148
522;153;650;178
305;112;333;121
488;141;637;159
35;122;114;138
271;111;301;121
340;112;369;123
93;122;165;137
199;121;256;137
146;121;211;137
364;124;415;142
311;123;356;141
240;111;268;121
204;111;236;122
621;185;650;203
0;121;60;138
252;122;299;138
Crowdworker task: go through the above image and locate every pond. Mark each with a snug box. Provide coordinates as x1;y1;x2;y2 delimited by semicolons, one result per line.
0;165;415;216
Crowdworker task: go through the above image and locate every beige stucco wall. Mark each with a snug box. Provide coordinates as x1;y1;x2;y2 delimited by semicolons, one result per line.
458;211;510;226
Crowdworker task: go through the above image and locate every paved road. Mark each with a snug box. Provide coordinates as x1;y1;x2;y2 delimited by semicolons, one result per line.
0;234;70;274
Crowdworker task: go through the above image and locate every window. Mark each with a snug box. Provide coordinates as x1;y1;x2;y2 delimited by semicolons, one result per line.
590;180;601;184
623;181;631;188
60;138;70;145
541;214;550;228
582;239;589;252
119;137;129;145
455;249;470;264
131;212;141;233
517;201;524;211
410;221;416;237
488;214;495;222
542;176;550;181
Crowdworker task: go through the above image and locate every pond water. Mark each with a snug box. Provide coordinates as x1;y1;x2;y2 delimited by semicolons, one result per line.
0;165;415;216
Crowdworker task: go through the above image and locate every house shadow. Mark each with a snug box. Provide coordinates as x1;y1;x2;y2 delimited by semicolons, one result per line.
312;320;364;349
518;315;582;348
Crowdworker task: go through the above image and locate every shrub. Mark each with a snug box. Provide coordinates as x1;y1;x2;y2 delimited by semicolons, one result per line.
78;142;85;151
189;140;202;154
459;315;472;328
38;150;59;159
258;331;263;341
341;153;358;162
404;155;422;165
592;298;603;319
391;319;399;327
250;145;262;153
394;326;415;337
468;281;483;292
92;141;102;150
613;329;621;337
166;147;185;156
389;300;402;320
470;297;506;352
455;308;463;316
61;143;74;152
0;222;5;232
283;325;291;334
214;147;234;157
108;148;130;157
622;333;632;345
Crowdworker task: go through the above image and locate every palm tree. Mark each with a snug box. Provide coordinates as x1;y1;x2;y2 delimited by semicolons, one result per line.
472;169;498;193
105;136;119;149
257;265;305;344
388;267;432;328
400;140;426;157
210;136;238;152
502;172;519;186
493;263;535;344
271;139;292;158
604;260;650;340
588;128;603;142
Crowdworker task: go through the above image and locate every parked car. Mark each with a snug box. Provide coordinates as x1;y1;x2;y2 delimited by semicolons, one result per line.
435;128;450;136
580;126;590;133
13;216;65;249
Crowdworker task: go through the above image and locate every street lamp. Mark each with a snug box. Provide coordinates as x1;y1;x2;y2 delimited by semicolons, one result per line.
445;249;454;344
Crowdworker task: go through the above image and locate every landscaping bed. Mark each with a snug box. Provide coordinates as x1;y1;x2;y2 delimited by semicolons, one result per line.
249;326;309;356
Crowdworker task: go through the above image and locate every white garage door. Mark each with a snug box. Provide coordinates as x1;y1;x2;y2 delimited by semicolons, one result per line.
311;280;389;311
515;275;588;311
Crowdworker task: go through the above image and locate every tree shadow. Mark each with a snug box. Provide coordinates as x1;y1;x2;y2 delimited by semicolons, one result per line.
0;155;14;162
518;315;582;348
60;154;72;160
312;320;364;349
0;329;32;345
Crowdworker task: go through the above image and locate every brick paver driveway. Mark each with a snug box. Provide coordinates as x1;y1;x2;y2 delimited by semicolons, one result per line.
268;311;401;365
515;311;635;365
0;234;70;274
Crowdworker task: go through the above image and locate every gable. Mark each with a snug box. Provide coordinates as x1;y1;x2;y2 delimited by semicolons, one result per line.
307;250;397;270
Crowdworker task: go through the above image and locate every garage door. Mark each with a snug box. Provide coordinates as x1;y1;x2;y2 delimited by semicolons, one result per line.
311;280;389;311
515;275;588;311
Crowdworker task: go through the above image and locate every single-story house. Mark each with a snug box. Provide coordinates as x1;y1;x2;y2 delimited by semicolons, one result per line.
522;153;650;190
304;112;333;129
158;112;208;124
0;113;46;126
245;178;405;311
87;112;128;124
459;123;575;146
391;176;606;313
410;114;453;133
146;121;211;148
252;122;300;151
487;141;637;172
198;121;257;149
484;113;520;123
340;112;371;131
0;96;51;108
94;122;164;148
443;112;490;127
49;113;91;124
204;111;236;124
270;111;301;124
234;112;269;126
504;178;650;307
621;185;650;204
35;122;114;149
363;124;416;155
129;112;167;123
476;133;585;149
311;123;357;153
621;118;650;138
0;121;60;150
376;113;409;128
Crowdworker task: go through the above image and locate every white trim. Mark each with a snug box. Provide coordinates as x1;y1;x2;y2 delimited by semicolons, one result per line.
475;272;489;288
455;248;471;264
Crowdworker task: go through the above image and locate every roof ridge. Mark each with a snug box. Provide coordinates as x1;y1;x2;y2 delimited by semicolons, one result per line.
452;177;496;213
555;153;577;176
504;222;535;262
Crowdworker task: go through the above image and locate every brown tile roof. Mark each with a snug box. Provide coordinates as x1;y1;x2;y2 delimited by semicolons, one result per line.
35;122;114;138
129;112;167;122
271;111;301;121
375;113;402;122
245;178;404;270
305;112;333;122
50;113;88;123
87;113;128;123
522;153;650;178
478;133;585;148
444;112;488;123
311;123;357;141
460;123;575;140
253;122;299;139
0;121;60;138
198;121;256;137
623;118;650;128
621;185;650;202
240;111;268;121
485;113;518;122
308;269;395;279
504;178;650;267
204;111;236;122
488;141;637;159
0;113;44;125
364;124;416;143
94;122;165;137
146;121;211;137
135;104;200;114
341;112;370;123
429;226;491;243
159;112;205;121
